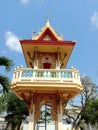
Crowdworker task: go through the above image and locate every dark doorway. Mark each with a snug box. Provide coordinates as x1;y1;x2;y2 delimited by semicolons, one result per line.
43;63;51;69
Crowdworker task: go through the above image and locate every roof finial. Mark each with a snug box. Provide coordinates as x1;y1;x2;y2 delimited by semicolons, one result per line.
46;10;50;25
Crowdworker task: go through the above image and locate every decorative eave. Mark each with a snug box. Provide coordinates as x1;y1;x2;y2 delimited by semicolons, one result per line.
32;19;63;41
20;39;76;45
19;19;76;68
20;39;76;68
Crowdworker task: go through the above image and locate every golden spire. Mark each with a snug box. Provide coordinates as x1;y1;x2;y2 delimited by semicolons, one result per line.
46;10;50;26
32;11;63;41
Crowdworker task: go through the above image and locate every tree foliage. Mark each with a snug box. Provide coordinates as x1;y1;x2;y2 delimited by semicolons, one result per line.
0;56;14;93
0;56;14;113
83;99;98;125
0;56;14;72
64;76;97;130
5;92;28;130
0;75;10;93
0;93;8;114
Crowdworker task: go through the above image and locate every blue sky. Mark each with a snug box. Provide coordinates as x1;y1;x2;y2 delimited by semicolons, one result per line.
0;0;98;84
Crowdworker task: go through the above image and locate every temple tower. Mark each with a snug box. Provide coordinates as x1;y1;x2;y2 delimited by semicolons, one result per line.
11;19;83;130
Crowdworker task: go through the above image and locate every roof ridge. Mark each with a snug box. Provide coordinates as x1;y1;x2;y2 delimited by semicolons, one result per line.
32;20;63;41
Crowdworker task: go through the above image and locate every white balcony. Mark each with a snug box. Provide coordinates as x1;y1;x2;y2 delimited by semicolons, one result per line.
11;66;83;100
11;66;81;84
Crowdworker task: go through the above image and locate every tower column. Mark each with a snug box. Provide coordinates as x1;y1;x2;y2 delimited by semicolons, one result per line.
55;120;58;130
57;101;63;130
34;47;38;69
56;48;60;70
28;103;35;130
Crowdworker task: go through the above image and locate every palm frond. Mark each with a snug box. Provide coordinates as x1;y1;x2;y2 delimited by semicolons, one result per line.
0;75;10;93
0;56;14;72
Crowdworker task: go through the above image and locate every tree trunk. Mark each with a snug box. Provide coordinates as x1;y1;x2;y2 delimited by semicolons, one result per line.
71;122;80;130
11;123;17;130
74;125;80;130
17;122;22;130
5;122;10;130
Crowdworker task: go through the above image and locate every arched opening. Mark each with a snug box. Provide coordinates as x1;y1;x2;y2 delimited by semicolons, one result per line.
36;104;55;130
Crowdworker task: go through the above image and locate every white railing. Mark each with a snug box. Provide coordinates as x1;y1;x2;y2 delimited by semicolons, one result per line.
11;66;82;85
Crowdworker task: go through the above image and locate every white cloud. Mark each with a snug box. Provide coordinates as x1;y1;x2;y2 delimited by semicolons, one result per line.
91;11;98;29
5;31;22;53
20;0;31;5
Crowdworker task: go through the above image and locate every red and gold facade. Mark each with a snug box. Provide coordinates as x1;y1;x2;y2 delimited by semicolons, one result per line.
11;20;83;130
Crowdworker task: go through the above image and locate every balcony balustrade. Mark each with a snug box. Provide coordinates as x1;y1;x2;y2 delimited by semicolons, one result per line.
11;66;82;86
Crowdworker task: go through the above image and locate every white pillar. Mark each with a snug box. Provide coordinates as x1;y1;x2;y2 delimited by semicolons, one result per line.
57;102;63;130
34;47;38;69
28;104;35;130
55;120;58;130
58;113;63;130
56;49;60;70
